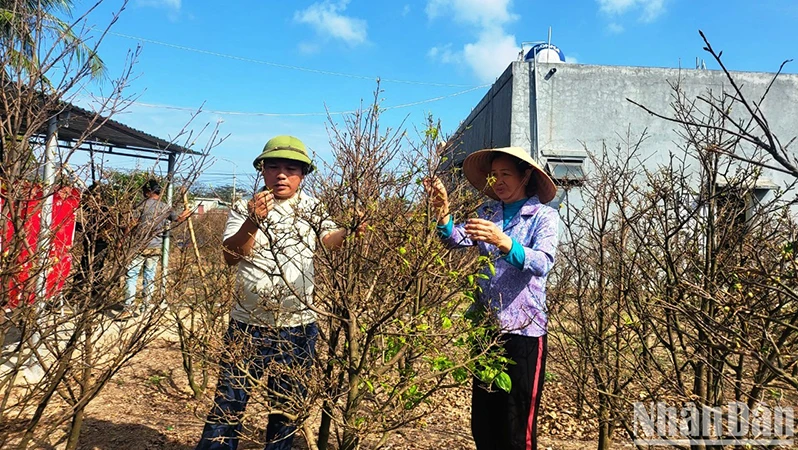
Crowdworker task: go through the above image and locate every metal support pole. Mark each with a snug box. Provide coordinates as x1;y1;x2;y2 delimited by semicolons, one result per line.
89;143;96;184
160;153;176;293
36;116;58;301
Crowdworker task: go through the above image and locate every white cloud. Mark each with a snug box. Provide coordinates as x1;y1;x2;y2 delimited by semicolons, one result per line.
135;0;181;21
565;55;579;64
402;4;411;16
294;0;368;46
607;22;625;34
640;0;665;22
426;0;517;27
427;44;460;64
136;0;181;10
425;0;519;82
597;0;635;15
597;0;666;22
462;28;519;82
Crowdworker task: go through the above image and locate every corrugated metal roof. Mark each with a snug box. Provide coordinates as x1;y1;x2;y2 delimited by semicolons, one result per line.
0;84;199;160
57;104;200;159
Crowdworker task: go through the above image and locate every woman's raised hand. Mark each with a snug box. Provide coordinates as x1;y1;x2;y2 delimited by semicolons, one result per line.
423;177;448;208
423;177;450;223
464;218;512;253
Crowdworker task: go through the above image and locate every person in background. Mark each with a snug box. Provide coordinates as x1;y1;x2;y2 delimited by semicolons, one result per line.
120;179;189;319
71;183;112;308
424;146;559;450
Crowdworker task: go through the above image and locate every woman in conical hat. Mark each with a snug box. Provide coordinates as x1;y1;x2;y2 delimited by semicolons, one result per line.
424;146;559;450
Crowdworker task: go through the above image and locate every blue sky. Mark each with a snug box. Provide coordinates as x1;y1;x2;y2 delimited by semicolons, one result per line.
69;0;798;188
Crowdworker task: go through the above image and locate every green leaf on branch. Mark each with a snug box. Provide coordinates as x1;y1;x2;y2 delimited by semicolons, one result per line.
494;372;512;392
425;127;439;142
441;316;452;329
452;367;469;383
431;355;454;372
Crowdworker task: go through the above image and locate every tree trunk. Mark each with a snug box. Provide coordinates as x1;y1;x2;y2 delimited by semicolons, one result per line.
341;431;360;450
65;327;93;450
175;315;204;399
317;321;344;450
317;400;334;450
64;406;86;450
340;376;361;450
597;393;612;450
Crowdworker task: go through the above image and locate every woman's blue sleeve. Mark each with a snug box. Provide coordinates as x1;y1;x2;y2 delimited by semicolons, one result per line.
436;216;454;239
503;238;526;269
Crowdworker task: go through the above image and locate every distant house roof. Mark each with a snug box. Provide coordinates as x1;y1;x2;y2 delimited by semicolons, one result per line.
191;197;230;208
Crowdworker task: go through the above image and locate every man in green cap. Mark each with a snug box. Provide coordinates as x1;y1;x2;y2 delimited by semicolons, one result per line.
196;135;355;450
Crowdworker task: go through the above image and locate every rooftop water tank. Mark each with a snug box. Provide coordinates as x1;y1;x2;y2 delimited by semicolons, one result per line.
524;43;565;63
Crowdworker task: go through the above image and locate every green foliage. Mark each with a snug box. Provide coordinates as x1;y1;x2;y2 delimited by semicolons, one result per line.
102;170;157;198
429;355;454;372
781;241;796;259
146;374;164;386
401;384;424;410
306;94;514;449
0;0;106;79
494;372;512;392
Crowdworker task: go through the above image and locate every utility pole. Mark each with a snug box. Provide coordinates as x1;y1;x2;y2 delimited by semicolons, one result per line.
219;157;238;204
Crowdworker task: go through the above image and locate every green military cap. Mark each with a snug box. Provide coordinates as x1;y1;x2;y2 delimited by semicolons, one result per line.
252;135;315;173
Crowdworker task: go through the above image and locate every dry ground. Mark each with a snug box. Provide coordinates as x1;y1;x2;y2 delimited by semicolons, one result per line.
44;330;635;450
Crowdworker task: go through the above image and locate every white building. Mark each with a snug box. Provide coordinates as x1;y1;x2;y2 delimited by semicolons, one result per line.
449;50;798;210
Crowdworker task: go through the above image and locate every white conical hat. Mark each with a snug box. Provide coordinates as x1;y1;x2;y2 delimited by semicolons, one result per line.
462;146;557;203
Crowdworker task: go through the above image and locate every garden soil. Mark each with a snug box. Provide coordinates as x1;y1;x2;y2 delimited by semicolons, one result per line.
66;332;634;450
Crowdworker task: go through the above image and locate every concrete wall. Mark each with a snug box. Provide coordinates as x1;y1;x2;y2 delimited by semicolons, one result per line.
532;62;798;210
453;60;798;210
449;64;514;164
533;62;798;167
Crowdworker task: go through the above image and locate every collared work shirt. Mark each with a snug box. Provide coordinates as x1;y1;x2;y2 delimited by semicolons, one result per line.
224;192;336;328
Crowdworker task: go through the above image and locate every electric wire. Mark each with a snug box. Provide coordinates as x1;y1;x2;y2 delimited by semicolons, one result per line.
109;31;478;88
128;83;488;117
